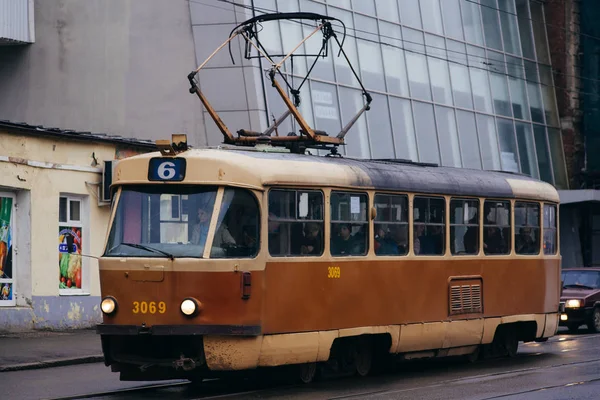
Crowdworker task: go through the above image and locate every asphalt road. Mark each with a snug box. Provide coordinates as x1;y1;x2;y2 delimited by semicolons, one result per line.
3;328;600;400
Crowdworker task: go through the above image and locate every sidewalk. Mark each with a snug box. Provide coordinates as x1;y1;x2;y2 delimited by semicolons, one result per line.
0;328;104;372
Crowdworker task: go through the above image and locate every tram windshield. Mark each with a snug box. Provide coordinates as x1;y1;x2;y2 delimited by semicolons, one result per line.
104;185;260;259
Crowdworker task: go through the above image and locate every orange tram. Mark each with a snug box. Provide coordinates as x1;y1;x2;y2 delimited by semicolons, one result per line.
97;135;561;383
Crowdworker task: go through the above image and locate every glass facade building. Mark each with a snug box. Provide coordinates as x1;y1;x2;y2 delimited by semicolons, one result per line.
252;0;568;189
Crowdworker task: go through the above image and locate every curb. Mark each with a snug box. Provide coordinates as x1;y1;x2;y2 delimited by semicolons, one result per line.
0;355;104;372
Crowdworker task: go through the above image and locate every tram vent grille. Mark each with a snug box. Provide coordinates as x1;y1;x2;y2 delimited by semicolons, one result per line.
449;282;483;315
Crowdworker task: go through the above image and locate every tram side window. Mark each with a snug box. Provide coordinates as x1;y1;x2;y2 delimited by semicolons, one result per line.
331;192;369;256
210;188;260;259
450;199;479;255
413;197;445;256
543;204;557;255
515;202;541;255
483;200;511;255
268;189;324;257
374;194;409;256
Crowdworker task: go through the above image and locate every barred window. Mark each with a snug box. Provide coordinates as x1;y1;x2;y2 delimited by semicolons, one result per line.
450;199;479;255
515;202;540;255
413;196;445;256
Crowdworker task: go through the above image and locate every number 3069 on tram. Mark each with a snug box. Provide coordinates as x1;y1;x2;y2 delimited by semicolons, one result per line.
97;135;561;383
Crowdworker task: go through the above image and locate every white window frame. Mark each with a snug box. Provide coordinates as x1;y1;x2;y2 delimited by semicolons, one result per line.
59;195;89;296
0;192;16;307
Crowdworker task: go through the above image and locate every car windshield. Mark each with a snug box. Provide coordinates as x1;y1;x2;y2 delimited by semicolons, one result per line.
104;185;260;259
104;185;219;258
562;270;600;289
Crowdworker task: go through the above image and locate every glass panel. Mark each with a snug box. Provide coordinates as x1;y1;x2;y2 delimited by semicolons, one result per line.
211;189;260;258
543;204;557;255
483;200;511;254
403;28;432;101
533;124;554;184
367;94;395;159
379;22;409;97
450;199;479;255
515;122;539;178
399;0;423;29
461;0;484;46
488;51;512;117
355;15;386;92
426;34;453;105
59;197;67;223
352;0;375;15
515;0;535;59
498;0;521;56
530;1;550;64
441;0;464;40
468;46;493;113
268;189;324;257
435;106;462;167
548;128;569;189
497;118;520;172
331;192;369;256
413;102;441;165
514;202;540;255
374;194;409;256
420;0;444;35
311;81;342;139
301;1;334;81
480;0;503;51
448;40;474;109
105;186;219;258
255;0;282;54
278;1;307;76
414;197;445;256
328;8;360;87
1;197;15;301
69;200;81;222
375;0;399;23
539;64;559;126
389;97;419;161
456;110;482;169
340;86;371;158
525;60;545;123
506;56;530;120
477;114;502;170
328;0;351;8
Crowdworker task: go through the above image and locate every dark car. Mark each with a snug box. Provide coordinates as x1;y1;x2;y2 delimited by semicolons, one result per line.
560;268;600;333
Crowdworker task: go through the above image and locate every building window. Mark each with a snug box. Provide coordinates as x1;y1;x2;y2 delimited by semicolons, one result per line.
543;204;557;255
58;196;84;292
450;199;479;255
268;189;324;257
515;201;541;255
483;200;511;255
330;192;368;256
374;194;409;256
413;196;445;256
0;194;16;306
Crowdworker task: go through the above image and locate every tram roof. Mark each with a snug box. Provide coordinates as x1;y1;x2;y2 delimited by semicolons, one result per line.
115;147;560;203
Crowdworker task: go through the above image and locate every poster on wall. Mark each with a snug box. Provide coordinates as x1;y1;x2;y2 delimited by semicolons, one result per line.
58;227;83;290
0;196;14;305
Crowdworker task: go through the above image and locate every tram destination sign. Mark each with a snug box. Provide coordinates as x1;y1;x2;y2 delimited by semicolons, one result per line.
148;158;187;182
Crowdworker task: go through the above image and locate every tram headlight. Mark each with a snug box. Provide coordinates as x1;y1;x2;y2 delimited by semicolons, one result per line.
180;298;200;317
565;299;582;308
101;296;117;315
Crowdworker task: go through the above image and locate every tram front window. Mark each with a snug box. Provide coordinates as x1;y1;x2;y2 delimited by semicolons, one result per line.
105;185;219;258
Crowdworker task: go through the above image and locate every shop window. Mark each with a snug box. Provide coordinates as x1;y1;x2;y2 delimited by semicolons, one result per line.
0;194;15;306
58;196;85;293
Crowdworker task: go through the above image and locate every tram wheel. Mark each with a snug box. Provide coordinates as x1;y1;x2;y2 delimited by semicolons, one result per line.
298;362;318;384
354;337;373;377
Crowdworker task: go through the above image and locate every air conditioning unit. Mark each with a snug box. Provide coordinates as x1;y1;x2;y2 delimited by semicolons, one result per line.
99;160;117;206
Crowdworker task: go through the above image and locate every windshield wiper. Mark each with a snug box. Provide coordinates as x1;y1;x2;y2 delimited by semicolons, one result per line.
563;284;594;290
119;242;175;260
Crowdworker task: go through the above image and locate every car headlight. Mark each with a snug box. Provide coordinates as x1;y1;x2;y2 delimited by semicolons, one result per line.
565;299;582;308
101;296;117;314
180;298;200;317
